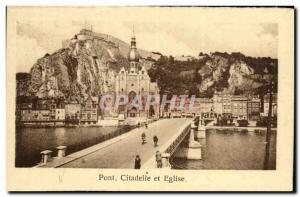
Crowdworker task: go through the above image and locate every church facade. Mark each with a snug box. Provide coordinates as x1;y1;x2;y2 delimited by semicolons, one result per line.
114;34;160;118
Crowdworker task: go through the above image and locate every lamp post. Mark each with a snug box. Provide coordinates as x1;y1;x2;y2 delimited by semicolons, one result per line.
263;80;274;170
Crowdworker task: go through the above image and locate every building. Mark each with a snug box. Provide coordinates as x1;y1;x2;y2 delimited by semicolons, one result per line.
262;93;277;117
114;31;160;118
55;108;65;121
47;99;65;121
65;100;81;125
20;109;50;122
222;94;232;118
20;110;33;122
199;98;214;118
18;98;66;126
213;91;232;117
213;93;222;116
191;98;201;116
247;97;261;121
231;95;248;119
16;96;37;122
80;96;98;125
172;97;200;117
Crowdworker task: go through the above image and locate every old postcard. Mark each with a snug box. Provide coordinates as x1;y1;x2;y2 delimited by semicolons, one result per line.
6;6;294;191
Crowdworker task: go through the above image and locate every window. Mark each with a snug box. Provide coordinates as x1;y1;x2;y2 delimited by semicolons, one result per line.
131;84;134;87
121;88;124;92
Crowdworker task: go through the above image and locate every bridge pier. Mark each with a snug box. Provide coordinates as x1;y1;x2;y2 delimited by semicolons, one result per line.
186;126;202;160
196;119;206;139
173;123;202;160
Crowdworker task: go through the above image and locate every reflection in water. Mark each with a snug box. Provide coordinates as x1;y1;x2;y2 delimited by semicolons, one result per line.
172;130;276;170
54;128;66;145
16;126;133;167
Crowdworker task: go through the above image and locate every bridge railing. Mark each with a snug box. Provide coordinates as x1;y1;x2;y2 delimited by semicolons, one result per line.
164;116;199;156
164;124;190;155
141;118;197;169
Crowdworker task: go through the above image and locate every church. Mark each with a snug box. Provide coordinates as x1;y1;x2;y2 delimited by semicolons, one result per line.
114;32;160;118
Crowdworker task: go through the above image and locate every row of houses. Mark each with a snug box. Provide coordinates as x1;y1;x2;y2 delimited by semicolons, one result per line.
161;92;277;121
16;96;98;126
198;93;277;120
16;92;277;126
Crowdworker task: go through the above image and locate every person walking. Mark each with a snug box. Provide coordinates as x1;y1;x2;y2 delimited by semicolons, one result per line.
141;132;146;144
155;151;162;168
134;155;141;169
153;135;158;147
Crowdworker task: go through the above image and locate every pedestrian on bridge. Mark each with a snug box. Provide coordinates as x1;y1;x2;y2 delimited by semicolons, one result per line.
141;132;146;144
155;151;162;168
153;135;158;147
134;155;141;169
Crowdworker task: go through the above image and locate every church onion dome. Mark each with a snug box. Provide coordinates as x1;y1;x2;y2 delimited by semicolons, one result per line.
128;48;140;62
128;36;140;62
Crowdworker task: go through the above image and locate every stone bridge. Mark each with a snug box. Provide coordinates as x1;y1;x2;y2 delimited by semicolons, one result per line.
36;117;206;169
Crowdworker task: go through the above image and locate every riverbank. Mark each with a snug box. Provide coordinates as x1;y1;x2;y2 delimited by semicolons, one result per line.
206;126;277;131
17;117;155;128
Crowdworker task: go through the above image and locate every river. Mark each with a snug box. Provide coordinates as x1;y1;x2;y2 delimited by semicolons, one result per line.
15;125;134;167
172;129;276;170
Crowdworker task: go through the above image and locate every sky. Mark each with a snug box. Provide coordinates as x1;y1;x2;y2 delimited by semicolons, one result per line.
14;7;278;73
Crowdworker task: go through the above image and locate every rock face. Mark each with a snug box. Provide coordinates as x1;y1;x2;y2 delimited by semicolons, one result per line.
19;29;159;98
197;54;275;95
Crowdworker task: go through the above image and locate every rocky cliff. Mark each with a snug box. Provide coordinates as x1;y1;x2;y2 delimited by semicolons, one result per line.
148;52;277;96
18;29;159;98
199;53;277;95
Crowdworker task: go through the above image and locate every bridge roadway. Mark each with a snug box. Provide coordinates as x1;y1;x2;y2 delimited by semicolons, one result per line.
40;118;193;169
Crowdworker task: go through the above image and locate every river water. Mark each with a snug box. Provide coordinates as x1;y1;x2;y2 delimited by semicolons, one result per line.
172;129;276;170
15;125;134;167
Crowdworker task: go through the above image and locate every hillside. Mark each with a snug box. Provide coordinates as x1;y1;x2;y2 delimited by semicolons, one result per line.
148;52;277;97
16;29;277;99
17;29;160;98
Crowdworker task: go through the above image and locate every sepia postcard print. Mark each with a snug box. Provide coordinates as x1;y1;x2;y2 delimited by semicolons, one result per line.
6;7;294;191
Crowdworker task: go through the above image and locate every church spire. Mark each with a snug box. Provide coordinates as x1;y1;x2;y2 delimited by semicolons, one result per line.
128;24;139;62
132;25;135;37
130;25;137;50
